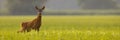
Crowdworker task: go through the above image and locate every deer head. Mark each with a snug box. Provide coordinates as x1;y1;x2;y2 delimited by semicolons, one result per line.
35;6;45;12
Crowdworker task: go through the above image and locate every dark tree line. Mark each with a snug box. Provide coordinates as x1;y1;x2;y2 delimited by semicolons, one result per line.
7;0;47;15
0;0;120;15
78;0;119;9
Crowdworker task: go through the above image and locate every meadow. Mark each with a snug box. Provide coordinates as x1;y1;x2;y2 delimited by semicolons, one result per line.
0;15;120;40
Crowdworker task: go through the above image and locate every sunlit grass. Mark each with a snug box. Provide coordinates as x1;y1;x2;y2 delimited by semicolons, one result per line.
0;15;120;40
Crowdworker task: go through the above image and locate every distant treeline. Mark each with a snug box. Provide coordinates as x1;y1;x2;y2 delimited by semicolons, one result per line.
44;11;120;15
2;10;119;15
0;0;120;15
44;12;120;15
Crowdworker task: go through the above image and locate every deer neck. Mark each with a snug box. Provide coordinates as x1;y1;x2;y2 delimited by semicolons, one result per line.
38;12;42;17
36;12;42;21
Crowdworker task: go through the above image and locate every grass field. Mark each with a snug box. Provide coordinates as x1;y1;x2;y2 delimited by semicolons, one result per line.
0;15;120;40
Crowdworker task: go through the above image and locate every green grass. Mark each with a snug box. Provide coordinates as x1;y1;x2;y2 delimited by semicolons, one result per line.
0;15;120;40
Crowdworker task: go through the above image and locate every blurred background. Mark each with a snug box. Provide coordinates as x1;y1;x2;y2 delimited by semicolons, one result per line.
0;0;120;15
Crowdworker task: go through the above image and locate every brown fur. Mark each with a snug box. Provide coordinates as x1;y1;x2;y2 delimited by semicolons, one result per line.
18;6;45;33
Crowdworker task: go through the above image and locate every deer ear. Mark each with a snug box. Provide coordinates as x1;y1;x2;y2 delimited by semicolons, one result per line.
35;6;39;10
42;6;45;10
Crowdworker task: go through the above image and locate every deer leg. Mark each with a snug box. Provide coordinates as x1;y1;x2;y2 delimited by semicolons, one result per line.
18;22;27;33
27;28;31;32
17;27;26;33
34;28;39;32
36;28;40;32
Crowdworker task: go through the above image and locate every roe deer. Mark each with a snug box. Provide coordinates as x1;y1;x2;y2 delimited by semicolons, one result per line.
18;6;45;33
